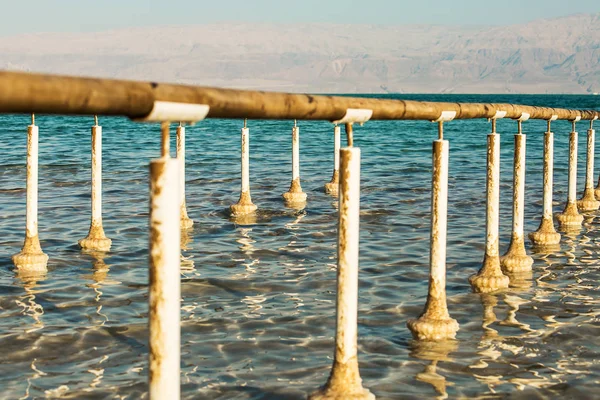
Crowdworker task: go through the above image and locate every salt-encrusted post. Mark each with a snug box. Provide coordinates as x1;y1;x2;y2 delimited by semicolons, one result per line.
556;117;584;228
12;114;49;274
79;116;112;252
231;119;258;216
501;115;533;273
283;120;307;204
311;109;374;400
578;118;599;211
595;118;600;200
408;115;459;341
141;101;208;399
529;117;561;246
470;112;510;293
149;121;181;400
324;124;341;195
177;123;194;229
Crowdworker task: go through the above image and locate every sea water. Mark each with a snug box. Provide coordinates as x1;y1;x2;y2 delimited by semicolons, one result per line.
1;94;599;399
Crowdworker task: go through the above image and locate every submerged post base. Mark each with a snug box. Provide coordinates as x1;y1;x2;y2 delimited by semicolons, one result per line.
283;178;307;203
230;191;257;216
309;358;375;400
578;189;600;211
79;224;112;252
501;237;533;273
469;255;509;293
13;235;49;273
407;316;459;341
529;217;560;246
556;202;583;227
324;171;339;196
506;270;534;291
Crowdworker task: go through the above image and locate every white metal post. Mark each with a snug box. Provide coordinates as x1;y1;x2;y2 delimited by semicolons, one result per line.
177;124;194;228
310;146;373;400
529;123;560;246
283;121;307;204
13;114;49;274
557;124;583;228
408;136;458;341
578;127;599;210
501;127;533;273
148;122;181;400
470;121;509;293
231;122;258;216
324;125;341;195
79;116;112;251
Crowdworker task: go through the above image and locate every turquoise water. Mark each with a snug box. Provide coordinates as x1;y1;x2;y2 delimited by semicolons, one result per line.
1;94;600;399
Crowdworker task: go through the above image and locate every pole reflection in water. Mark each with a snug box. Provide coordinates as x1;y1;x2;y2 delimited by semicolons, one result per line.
480;293;500;341
282;210;308;313
230;224;264;335
470;294;501;367
410;340;458;399
14;273;47;399
237;228;256;256
285;211;306;231
282;210;307;253
231;213;258;226
22;359;48;399
234;227;259;277
284;199;307;211
506;270;534;292
14;272;46;333
469;294;504;394
180;228;196;275
86;253;110;325
563;232;578;267
498;293;534;333
582;213;597;230
241;294;267;319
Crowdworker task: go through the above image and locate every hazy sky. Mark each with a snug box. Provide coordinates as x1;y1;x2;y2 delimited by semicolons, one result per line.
0;0;598;35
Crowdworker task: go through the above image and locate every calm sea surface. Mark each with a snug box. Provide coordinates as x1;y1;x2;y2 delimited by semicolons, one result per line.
1;94;600;399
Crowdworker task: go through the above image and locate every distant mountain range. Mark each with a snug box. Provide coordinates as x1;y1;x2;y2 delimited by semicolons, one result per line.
1;13;599;93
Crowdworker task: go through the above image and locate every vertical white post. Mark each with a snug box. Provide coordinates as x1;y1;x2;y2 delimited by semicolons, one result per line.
470;120;509;293
292;125;300;181
13;114;49;274
231;121;257;216
149;122;181;400
283;121;307;204
501;125;533;273
408;135;458;341
177;124;194;229
324;125;341;195
557;124;583;228
594;121;600;200
578;127;599;210
241;127;250;194
310;146;373;400
529;122;560;246
79;116;112;252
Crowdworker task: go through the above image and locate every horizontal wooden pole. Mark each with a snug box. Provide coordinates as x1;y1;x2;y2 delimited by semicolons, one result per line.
0;71;597;121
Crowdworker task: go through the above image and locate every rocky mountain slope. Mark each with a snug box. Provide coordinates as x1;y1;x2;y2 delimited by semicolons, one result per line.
0;13;598;93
